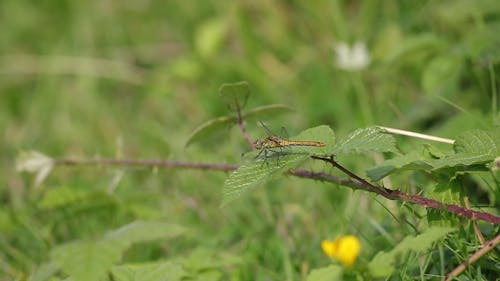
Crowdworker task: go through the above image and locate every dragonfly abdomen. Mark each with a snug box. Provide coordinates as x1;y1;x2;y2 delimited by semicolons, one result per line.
255;136;326;149
280;140;326;147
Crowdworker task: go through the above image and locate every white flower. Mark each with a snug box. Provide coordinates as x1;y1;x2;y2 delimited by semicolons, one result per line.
333;41;371;71
16;150;54;187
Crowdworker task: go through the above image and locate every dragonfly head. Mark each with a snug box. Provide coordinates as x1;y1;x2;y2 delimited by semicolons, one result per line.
253;139;264;149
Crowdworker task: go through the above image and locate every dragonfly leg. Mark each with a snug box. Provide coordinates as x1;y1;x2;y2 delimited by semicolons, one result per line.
264;148;281;167
275;148;281;166
263;149;271;169
254;148;264;160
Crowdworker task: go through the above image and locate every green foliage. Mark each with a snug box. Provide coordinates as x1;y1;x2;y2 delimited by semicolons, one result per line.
306;265;343;281
175;247;242;272
432;128;500;169
222;153;308;206
367;128;500;182
49;221;186;281
103;221;187;243
422;55;463;96
195;18;227;60
219;81;250;111
242;104;295;121
39;186;98;209
111;262;185;281
222;125;333;205
293;125;336;154
382;33;445;64
109;248;242;281
185;116;235;147
432;0;500;26
29;262;60;281
51;239;124;281
223;125;403;204
185;104;294;147
367;151;431;181
368;227;456;278
185;81;293;147
454;129;500;154
2;1;500;280
332;127;397;155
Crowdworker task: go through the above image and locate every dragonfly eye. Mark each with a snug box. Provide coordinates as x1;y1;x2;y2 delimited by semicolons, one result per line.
254;139;262;149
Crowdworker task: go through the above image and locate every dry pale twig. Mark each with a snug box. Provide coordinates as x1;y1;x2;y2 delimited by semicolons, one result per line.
464;197;486;245
445;234;500;281
379;126;455;144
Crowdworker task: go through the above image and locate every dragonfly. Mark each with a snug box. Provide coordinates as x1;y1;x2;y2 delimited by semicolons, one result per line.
253;121;326;163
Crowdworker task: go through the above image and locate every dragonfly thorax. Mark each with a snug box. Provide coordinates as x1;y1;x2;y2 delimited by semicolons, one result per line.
253;136;282;149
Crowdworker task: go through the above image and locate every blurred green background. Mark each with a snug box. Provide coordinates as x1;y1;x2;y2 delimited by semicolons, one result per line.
1;0;499;280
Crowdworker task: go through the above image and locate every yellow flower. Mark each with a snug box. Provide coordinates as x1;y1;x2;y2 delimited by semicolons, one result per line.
321;235;361;267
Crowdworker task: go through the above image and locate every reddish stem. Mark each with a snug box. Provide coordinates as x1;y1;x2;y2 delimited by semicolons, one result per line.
310;155;500;225
51;157;500;224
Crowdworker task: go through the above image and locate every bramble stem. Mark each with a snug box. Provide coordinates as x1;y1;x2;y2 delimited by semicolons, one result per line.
55;158;238;171
235;106;254;150
50;156;500;224
310;155;500;225
237;118;254;150
311;155;393;197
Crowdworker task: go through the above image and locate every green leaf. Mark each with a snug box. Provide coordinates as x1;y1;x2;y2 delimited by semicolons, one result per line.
394;226;456;252
175;248;242;271
433;0;500;26
50;221;186;281
243;104;295;120
431;153;493;170
104;221;187;245
427;177;462;205
222;153;308;206
169;56;202;81
222;125;334;205
38;187;117;221
194;270;222;281
364;128;500;176
368;227;456;278
454;129;500;154
292;125;335;154
332;127;397;155
366;151;432;181
51;239;125;281
38;186;101;209
29;262;60;281
384;33;445;64
219;81;250;112
111;261;186;281
430;129;500;169
423;144;447;159
306;265;343;281
185;104;295;147
463;23;500;63
185;116;235;147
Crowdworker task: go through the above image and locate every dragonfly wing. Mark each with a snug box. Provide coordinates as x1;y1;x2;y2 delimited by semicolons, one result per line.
258;120;277;137
280;126;289;139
